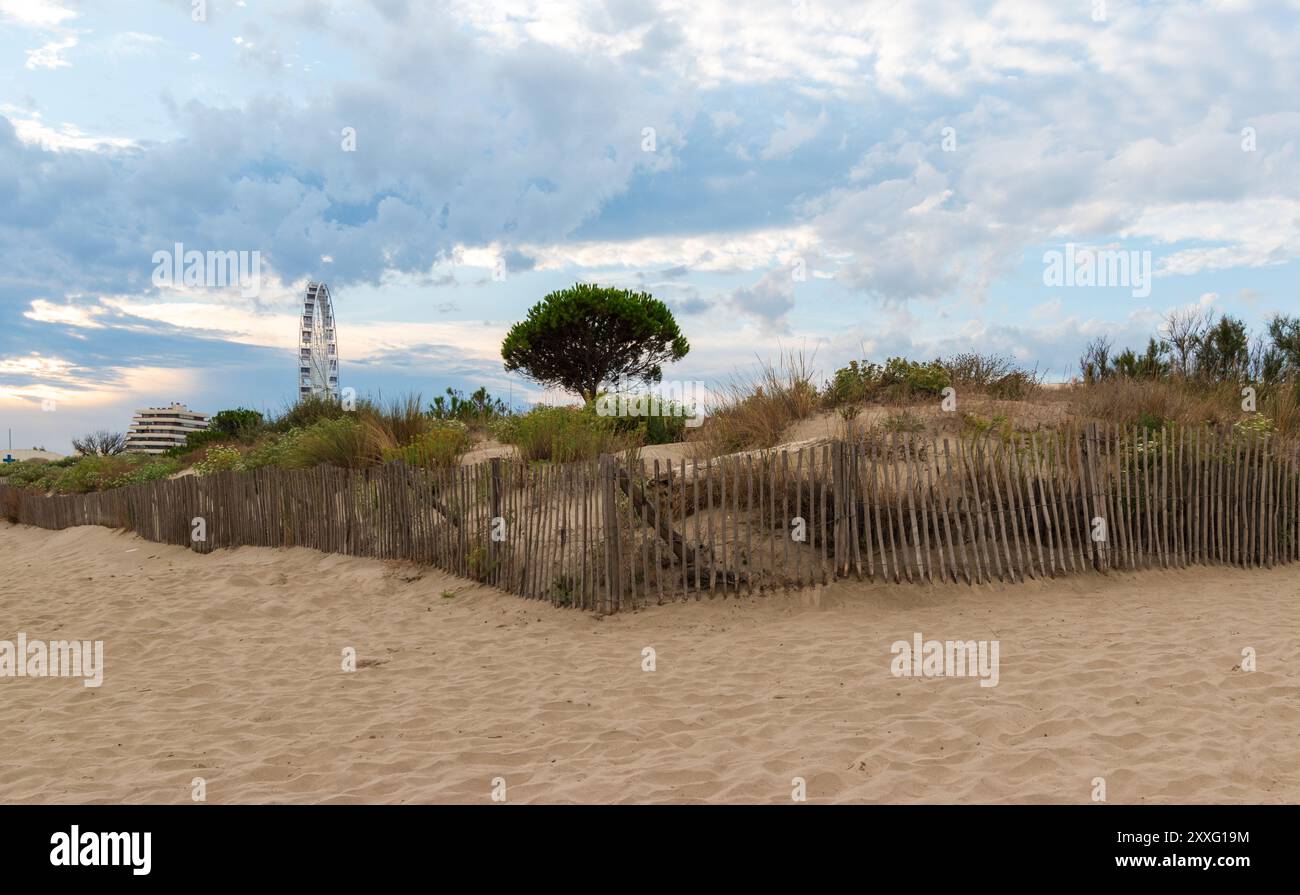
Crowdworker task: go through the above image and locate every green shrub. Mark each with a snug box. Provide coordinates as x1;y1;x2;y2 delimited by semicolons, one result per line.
184;394;466;472
1136;411;1172;434
495;405;634;463
591;393;689;445
1233;414;1275;437
210;407;265;438
47;454;174;493
825;356;949;405
50;457;116;493
239;430;305;470
2;456;84;492
165;427;230;456
193;445;243;476
961;412;1011;441
0;459;53;488
104;457;181;488
824;360;881;407
430;386;510;426
382;425;472;468
285;417;376;469
880;357;949;397
640;410;688;445
164;406;266;457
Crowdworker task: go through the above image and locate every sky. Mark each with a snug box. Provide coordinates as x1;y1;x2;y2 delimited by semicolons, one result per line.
1;0;1298;453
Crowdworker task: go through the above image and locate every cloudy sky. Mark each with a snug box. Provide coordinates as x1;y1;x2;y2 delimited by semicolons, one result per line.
2;0;1298;452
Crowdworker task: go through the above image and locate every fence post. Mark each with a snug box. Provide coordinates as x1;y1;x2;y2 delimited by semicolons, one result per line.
1084;422;1105;571
600;454;622;613
489;457;502;579
830;440;843;577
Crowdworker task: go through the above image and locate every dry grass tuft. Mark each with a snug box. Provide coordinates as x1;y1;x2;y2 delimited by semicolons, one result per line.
691;350;820;456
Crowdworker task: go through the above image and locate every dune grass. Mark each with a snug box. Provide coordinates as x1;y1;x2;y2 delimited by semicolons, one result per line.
690;350;820;456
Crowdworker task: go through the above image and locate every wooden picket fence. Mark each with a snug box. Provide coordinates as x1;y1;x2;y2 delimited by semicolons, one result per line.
2;423;1297;612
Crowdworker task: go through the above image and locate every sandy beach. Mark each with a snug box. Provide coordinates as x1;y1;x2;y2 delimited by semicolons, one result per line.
1;520;1296;804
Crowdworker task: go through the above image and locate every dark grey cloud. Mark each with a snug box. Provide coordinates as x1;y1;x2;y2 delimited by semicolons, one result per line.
673;296;710;315
730;269;794;333
502;250;536;275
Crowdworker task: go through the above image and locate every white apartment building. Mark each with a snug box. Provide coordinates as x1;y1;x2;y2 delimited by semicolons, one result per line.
124;403;209;454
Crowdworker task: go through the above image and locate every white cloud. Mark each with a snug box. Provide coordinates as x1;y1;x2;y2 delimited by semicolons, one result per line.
710;109;741;132
0;0;74;28
24;299;107;328
91;290;507;367
1139;200;1300;275
0;361;204;411
0;352;78;379
523;227;822;273
26;35;77;69
0;105;136;151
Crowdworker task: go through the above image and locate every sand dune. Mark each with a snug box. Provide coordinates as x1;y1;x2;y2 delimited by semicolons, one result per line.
1;520;1296;804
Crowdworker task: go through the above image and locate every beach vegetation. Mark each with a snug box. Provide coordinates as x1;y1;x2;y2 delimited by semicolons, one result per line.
0;459;54;488
382;425;473;469
822;357;950;407
492;404;634;463
269;393;351;433
429;386;510;427
193;445;243;475
690;350;819;455
1;453;181;493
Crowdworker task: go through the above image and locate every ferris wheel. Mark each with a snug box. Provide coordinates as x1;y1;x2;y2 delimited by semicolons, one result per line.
298;281;339;400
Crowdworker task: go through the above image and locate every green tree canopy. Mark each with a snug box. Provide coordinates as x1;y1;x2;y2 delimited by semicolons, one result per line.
501;284;689;401
1195;315;1249;381
1267;313;1300;376
211;408;265;437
